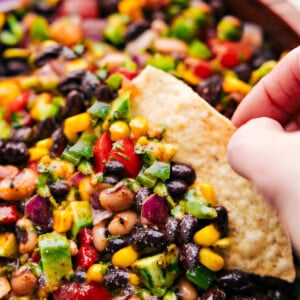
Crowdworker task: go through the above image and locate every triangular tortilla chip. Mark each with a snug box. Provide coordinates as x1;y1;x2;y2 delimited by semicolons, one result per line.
131;66;295;282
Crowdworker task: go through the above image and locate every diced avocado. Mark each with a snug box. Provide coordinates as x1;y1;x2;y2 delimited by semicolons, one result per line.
132;244;180;297
0;232;17;258
38;232;73;292
163;291;177;300
67;201;92;238
136;167;157;188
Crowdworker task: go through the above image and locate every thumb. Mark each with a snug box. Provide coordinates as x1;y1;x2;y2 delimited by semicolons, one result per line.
227;117;300;255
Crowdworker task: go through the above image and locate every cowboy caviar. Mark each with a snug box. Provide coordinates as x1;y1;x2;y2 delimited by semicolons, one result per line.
0;0;298;299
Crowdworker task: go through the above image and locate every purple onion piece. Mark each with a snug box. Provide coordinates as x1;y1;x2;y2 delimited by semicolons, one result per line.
141;194;169;225
25;194;51;227
82;19;107;41
69;172;86;187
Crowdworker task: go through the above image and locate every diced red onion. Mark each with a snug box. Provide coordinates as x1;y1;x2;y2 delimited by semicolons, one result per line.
82;19;106;41
0;0;22;12
141;194;169;225
25;194;51;227
92;208;113;225
69;172;86;187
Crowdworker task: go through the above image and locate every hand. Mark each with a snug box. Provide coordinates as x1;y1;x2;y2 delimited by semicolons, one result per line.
227;46;300;256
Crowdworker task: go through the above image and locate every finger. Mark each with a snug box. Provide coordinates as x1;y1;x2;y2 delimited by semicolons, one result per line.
227;117;285;199
232;46;300;127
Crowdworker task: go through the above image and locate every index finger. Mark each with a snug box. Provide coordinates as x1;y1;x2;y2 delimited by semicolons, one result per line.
232;46;300;127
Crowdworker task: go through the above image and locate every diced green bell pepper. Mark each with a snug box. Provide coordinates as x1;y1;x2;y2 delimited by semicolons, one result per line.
88;101;110;119
188;40;212;59
144;161;170;182
106;91;131;123
186;264;215;290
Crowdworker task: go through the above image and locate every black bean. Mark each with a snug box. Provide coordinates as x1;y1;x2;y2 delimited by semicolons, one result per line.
57;70;85;94
202;286;226;300
81;71;101;100
251;49;276;69
178;214;200;244
98;0;119;17
232;63;252;82
167;179;188;197
104;268;129;290
170;162;196;185
196;75;223;107
64;90;85;117
124;20;150;43
50;127;67;157
131;226;167;256
33;117;57;141
212;206;228;236
133;187;152;213
11;127;33;145
34;44;62;68
179;243;199;272
209;0;226;21
94;85;115;101
2;141;29;165
73;270;86;283
216;270;253;294
165;217;179;244
229;296;256;300
4;59;30;76
33;1;57;17
49;180;69;198
103;175;119;185
105;238;128;254
104;160;125;177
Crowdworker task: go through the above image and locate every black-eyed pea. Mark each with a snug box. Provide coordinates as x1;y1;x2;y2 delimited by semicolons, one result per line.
69;239;78;256
16;218;38;254
177;278;198;300
10;265;37;296
108;210;138;236
153;37;188;56
151;19;168;35
93;221;108;252
98;53;131;72
99;182;134;212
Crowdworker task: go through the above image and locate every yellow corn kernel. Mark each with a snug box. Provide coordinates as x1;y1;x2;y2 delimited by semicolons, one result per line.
53;210;73;233
193;224;220;247
199;182;216;205
112;245;138;268
36;138;53;149
0;13;5;30
177;63;200;86
157;143;178;162
136;136;149;146
64;112;91;141
29;147;49;162
213;237;231;249
86;264;108;283
129;117;148;140
223;76;252;96
199;247;224;271
0;80;21;106
30;93;52;121
64;58;89;73
109;120;130;141
3;48;30;59
78;177;94;202
129;272;140;286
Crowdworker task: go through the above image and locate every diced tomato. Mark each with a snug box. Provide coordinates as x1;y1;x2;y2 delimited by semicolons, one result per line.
93;132;113;173
76;245;99;269
0;205;19;225
5;90;32;123
117;69;139;80
53;282;112;300
77;228;93;246
212;40;252;68
109;137;142;178
193;60;213;79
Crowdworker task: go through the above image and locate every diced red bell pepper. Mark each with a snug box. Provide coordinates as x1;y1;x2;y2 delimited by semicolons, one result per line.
117;69;139;80
77;228;93;246
0;205;19;225
109;137;142;178
5;90;32;123
53;282;112;300
93;131;113;173
193;60;213;79
76;245;99;269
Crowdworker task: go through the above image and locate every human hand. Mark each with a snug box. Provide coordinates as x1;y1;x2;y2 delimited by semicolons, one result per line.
227;46;300;256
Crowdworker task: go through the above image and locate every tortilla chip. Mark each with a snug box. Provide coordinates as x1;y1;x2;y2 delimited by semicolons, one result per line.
130;66;295;282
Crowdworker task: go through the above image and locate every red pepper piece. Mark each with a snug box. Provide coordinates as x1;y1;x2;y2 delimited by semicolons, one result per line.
110;137;142;178
77;228;93;246
5;90;32;123
76;245;99;269
0;205;19;225
93;131;113;173
117;69;139;80
193;60;213;79
53;282;112;300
